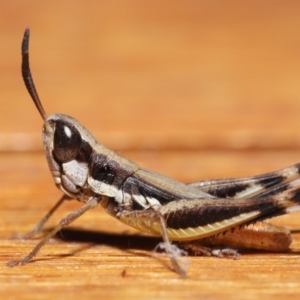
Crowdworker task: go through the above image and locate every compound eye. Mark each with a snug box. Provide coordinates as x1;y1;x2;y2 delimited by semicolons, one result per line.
53;120;82;163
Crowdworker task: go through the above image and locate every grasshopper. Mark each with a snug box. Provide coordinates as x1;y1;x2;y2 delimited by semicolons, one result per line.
8;28;300;277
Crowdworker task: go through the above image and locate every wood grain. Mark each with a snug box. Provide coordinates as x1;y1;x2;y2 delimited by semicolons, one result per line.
1;152;300;300
1;1;300;299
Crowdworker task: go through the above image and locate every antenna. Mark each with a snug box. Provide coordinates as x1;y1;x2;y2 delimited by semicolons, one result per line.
21;28;47;120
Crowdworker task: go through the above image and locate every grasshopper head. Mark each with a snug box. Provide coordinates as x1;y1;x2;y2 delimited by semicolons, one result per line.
20;28;137;201
42;114;96;198
21;28;96;199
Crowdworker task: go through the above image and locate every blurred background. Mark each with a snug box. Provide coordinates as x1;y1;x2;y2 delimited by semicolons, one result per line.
1;0;300;174
2;3;300;295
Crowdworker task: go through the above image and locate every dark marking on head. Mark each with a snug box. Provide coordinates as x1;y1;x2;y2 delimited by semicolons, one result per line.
76;140;93;163
53;120;82;163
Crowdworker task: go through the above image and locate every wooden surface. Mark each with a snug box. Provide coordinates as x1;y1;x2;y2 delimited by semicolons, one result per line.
1;1;300;299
